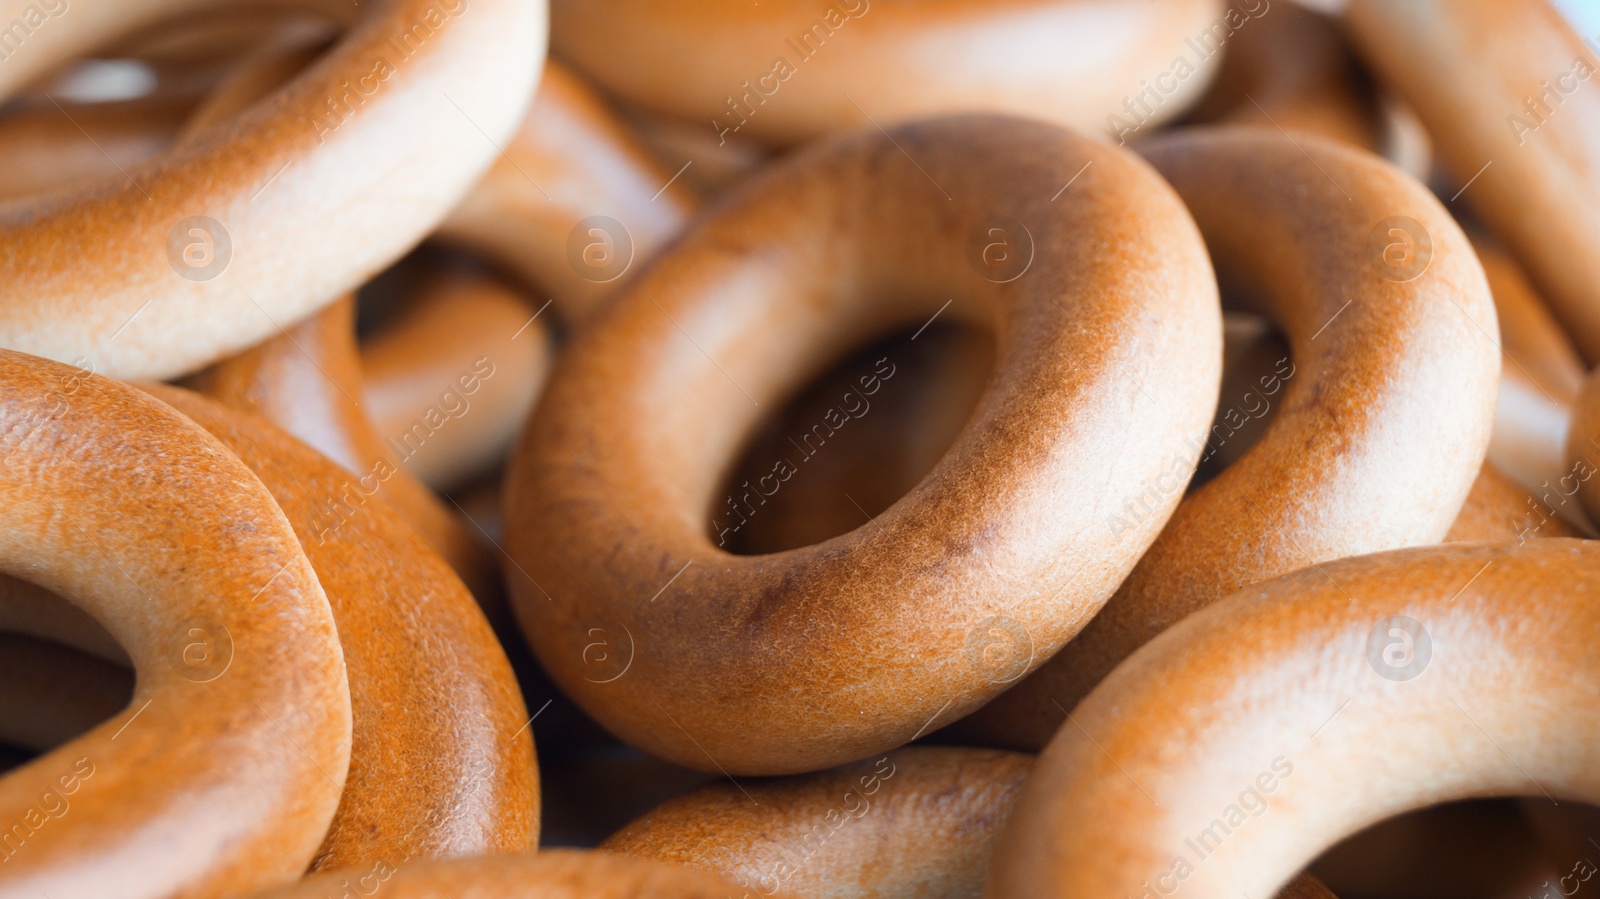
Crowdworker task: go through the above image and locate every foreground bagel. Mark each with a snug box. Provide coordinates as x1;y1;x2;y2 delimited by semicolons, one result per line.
0;0;544;379
0;349;349;896
146;385;537;870
244;850;740;898
987;539;1600;896
552;0;1226;147
505;113;1221;774
604;747;1029;898
963;126;1499;746
1345;0;1600;362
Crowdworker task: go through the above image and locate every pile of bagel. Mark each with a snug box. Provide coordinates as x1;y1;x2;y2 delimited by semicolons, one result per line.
1;0;1598;896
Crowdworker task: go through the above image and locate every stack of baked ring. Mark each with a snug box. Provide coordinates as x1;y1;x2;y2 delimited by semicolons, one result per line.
1;0;1597;896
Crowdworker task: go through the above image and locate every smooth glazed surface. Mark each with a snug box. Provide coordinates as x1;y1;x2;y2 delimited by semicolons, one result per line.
187;296;493;591
362;266;553;491
440;59;698;323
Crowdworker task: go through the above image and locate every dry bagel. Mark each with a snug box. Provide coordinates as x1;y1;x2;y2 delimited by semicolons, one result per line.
504;113;1221;774
0;0;545;380
146;384;538;870
0;349;349;896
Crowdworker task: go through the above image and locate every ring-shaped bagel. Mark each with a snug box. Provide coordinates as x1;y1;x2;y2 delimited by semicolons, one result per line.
0;0;544;380
503;113;1221;774
963;126;1499;747
987;539;1600;897
0;349;349;897
145;385;538;870
551;0;1226;147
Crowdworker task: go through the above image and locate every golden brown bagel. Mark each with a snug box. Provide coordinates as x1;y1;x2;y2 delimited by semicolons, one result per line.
988;539;1600;897
1177;0;1431;180
963;126;1499;747
504;113;1222;774
439;59;698;323
145;384;538;870
552;0;1227;147
243;850;741;898
0;349;349;896
185;296;493;594
361;265;554;491
603;746;1030;899
0;0;544;380
1345;0;1600;362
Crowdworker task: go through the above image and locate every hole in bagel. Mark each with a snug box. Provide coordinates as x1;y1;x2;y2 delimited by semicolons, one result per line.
709;320;996;556
1189;310;1292;491
0;578;136;760
1308;798;1600;899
